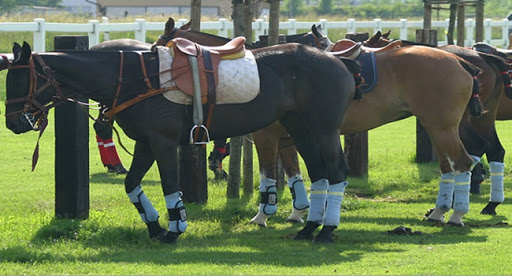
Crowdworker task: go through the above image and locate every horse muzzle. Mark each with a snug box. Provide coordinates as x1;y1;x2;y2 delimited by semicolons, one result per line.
5;113;38;134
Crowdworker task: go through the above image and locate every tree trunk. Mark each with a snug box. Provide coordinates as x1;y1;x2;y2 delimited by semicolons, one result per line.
268;0;280;46
190;0;202;31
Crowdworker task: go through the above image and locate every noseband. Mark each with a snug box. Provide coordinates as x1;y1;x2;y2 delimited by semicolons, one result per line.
3;53;66;131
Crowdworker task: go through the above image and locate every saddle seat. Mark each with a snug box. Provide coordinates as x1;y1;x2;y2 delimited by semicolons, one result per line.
472;42;512;60
167;36;247;102
329;39;401;59
170;36;246;60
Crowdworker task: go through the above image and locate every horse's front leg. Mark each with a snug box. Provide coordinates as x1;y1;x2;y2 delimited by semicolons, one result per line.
125;141;167;240
152;139;186;244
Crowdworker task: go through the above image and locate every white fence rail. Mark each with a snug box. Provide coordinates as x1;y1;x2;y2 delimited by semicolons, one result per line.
1;17;510;55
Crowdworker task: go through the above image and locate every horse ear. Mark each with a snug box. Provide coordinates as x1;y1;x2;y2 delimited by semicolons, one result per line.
164;17;175;35
367;31;381;45
19;41;32;64
181;20;192;30
382;30;391;39
312;24;324;38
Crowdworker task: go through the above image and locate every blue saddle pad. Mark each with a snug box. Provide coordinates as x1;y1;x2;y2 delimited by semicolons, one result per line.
356;52;377;93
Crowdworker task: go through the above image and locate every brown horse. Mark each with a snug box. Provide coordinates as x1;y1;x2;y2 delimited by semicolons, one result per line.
151;22;486;231
365;30;510;216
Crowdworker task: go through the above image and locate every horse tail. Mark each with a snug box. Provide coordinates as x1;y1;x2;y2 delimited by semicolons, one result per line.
458;59;483;117
479;52;512;98
339;57;363;100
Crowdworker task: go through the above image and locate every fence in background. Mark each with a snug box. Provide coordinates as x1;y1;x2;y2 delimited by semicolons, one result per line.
0;17;510;56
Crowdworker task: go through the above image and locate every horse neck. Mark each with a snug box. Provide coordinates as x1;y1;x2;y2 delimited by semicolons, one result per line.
40;52;128;106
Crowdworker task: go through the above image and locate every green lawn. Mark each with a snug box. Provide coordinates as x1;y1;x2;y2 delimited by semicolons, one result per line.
0;104;511;275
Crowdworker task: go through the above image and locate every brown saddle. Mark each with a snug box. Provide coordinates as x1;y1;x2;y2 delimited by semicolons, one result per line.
472;42;512;60
329;39;401;59
168;36;247;103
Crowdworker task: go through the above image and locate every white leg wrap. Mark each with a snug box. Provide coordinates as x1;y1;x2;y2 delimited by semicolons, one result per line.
452;172;471;214
322;182;348;227
165;191;187;233
307;179;328;224
434;172;455;212
249;211;269;227
469;155;481;171
489;162;505;203
287;208;307;223
127;185;159;223
258;178;278;215
288;175;309;210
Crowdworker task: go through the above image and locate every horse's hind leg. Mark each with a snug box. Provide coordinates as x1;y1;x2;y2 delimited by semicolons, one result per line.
471;117;506;215
424;126;474;226
125;141;166;240
280;114;349;243
251;125;281;227
278;138;309;224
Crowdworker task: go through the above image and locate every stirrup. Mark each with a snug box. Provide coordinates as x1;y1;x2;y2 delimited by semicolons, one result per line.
189;124;210;145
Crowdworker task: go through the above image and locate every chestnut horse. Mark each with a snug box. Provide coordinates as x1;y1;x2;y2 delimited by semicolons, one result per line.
3;41;358;244
149;23;486;231
365;30;511;216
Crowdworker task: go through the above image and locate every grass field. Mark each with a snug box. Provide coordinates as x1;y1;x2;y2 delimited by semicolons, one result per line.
1;102;511;275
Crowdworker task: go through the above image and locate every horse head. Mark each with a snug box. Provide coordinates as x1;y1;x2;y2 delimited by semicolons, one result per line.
150;17;192;51
5;42;61;134
311;24;333;50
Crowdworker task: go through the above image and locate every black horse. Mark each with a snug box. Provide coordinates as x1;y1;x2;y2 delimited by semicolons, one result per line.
4;41;357;244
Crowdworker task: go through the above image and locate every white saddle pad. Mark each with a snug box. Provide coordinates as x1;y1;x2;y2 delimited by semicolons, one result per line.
157;46;260;105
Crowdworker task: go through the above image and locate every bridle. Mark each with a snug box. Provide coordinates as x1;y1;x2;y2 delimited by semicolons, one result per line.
2;52;67;171
2;53;67;131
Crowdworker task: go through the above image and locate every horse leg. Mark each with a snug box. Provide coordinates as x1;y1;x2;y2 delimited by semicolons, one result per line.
471;121;506;215
207;139;229;180
93;114;128;174
280;115;349;243
152;139;186;244
278;139;309;223
458;120;490;194
250;125;281;227
124;141;166;240
424;125;474;226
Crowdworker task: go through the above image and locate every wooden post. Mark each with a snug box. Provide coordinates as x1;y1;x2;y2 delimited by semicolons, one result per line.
178;2;208;204
243;135;253;195
268;0;280;46
344;33;369;177
54;36;90;219
227;136;242;198
423;0;432;30
475;0;484;42
457;3;465;46
415;29;438;163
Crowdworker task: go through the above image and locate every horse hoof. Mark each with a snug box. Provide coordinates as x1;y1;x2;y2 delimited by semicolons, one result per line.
249;220;267;227
147;221;167;240
447;222;464;227
214;170;228;180
107;164;128;174
480;202;500;215
286;218;304;224
313;225;336;244
160;231;180;244
293;231;314;241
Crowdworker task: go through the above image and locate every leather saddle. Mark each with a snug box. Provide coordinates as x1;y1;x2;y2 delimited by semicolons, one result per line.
329;39;402;59
168;36;247;103
472;42;512;61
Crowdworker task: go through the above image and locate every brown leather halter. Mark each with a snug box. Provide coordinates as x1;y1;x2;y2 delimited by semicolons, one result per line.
2;52;67;171
4;53;66;131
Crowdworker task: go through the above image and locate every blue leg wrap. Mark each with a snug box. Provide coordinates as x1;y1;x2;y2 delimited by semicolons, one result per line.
469;155;481;171
127;185;159;223
165;191;187;234
489;162;505;203
453;172;471;214
323;182;348;227
435;172;455;212
307;179;328;225
259;178;278;215
288;175;309;210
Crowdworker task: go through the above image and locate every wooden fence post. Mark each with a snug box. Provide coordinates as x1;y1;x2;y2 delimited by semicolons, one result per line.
54;36;90;219
415;29;438;163
344;32;369;177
